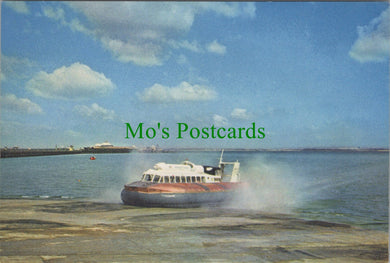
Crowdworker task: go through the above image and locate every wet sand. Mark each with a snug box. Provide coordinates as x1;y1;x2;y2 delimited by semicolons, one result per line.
0;199;388;262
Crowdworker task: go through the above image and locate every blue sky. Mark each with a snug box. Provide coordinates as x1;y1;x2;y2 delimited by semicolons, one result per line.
1;2;389;149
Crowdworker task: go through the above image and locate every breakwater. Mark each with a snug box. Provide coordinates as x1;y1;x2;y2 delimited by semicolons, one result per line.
0;147;133;158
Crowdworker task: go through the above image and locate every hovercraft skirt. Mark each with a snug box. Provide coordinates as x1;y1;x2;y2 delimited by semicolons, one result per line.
121;188;235;208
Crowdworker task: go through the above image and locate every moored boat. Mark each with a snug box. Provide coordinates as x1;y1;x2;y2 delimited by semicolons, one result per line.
121;150;247;208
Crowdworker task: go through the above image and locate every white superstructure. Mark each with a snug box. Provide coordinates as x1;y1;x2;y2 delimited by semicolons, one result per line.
140;150;240;184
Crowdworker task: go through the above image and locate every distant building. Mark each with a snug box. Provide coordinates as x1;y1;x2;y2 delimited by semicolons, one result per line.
93;141;114;148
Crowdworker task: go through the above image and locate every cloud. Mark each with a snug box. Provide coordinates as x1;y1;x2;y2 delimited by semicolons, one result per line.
42;5;66;22
1;54;37;83
169;40;203;53
231;108;250;120
59;2;255;66
42;6;91;35
349;7;390;63
74;103;115;120
196;2;256;18
26;62;115;100
170;39;226;55
206;40;227;55
138;81;217;103
4;1;30;14
213;114;228;126
0;94;43;114
99;37;164;66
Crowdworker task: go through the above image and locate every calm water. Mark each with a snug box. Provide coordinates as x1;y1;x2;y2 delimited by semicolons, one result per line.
0;151;388;231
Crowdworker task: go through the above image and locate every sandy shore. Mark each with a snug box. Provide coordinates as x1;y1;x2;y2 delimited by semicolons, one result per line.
0;199;388;262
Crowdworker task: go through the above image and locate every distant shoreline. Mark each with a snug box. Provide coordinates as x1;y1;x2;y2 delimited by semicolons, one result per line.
1;146;388;158
160;147;389;153
0;147;133;158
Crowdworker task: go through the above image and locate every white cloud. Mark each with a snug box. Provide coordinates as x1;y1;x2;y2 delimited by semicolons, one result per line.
42;6;91;35
4;1;30;14
26;62;115;100
197;2;256;18
213;114;228;126
1;54;37;83
138;81;217;103
206;40;226;55
43;5;66;22
59;2;255;66
231;108;250;120
169;40;203;53
100;37;163;66
0;94;43;114
74;103;115;120
349;7;390;63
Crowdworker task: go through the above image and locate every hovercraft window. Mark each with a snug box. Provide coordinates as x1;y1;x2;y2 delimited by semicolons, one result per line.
191;176;195;183
175;176;180;183
163;176;169;183
143;174;152;182
181;176;186;183
153;175;160;183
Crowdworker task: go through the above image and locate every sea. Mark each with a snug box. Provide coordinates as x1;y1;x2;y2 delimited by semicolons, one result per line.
0;151;388;231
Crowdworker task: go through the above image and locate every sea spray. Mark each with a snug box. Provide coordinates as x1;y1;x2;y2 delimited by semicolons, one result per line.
227;157;303;213
95;153;156;203
95;152;200;204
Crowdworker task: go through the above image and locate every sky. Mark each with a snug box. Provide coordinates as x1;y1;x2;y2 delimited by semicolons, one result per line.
1;1;389;149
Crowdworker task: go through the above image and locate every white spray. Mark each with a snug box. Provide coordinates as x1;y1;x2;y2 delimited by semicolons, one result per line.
228;157;303;213
96;154;155;203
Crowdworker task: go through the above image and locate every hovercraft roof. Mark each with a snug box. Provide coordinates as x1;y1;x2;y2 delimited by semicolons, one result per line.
152;161;204;173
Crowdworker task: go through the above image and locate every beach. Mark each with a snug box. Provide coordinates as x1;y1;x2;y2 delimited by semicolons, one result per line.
0;199;387;262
